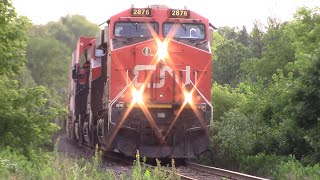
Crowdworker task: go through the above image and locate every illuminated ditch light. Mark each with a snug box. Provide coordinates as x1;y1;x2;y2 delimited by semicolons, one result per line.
184;91;193;104
157;41;168;61
132;88;143;104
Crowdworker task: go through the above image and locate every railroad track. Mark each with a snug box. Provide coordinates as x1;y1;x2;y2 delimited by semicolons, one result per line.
75;142;268;180
177;162;269;180
81;146;268;179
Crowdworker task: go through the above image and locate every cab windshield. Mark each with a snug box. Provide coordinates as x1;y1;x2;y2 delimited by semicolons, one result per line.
163;23;205;40
114;22;158;38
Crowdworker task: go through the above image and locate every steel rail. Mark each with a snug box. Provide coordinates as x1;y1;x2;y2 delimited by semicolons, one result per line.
185;162;269;180
143;163;197;180
179;174;197;180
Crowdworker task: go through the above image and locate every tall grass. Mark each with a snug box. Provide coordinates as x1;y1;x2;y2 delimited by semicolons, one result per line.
131;150;180;180
0;142;180;180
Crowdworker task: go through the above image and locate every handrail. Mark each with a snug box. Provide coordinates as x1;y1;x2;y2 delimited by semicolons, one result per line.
189;79;213;127
107;75;138;130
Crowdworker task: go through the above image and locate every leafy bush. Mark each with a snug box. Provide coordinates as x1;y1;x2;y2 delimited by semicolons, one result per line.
212;109;257;169
0;77;60;156
240;153;289;178
0;147;35;178
211;82;247;122
274;156;320;180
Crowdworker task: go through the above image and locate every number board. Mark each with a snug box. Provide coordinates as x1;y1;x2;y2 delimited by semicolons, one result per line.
131;8;152;17
169;9;190;18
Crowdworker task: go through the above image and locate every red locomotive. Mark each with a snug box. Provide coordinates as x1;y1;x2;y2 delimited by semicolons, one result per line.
67;5;214;159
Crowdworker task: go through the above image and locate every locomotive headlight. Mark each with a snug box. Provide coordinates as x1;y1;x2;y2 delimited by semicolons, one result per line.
132;89;143;104
157;41;168;61
184;91;193;104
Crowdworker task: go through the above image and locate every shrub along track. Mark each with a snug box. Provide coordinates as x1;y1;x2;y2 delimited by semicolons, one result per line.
52;129;132;178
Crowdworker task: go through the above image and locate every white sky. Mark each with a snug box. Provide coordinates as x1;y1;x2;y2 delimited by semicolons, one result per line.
12;0;320;30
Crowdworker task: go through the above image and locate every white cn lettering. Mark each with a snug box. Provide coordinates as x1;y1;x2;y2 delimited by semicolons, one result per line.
133;65;191;88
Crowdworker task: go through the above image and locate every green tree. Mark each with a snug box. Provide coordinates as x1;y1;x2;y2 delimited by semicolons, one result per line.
47;15;99;49
217;26;250;46
0;77;59;155
293;58;320;163
0;0;29;75
238;26;249;46
212;39;250;85
249;21;264;59
211;82;247;122
218;26;238;40
26;37;70;89
0;0;60;156
208;8;320;178
26;15;100;91
291;8;320;162
259;18;295;79
16;66;36;87
241;19;295;82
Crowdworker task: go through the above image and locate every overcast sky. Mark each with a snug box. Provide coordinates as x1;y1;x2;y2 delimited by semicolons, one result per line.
12;0;320;30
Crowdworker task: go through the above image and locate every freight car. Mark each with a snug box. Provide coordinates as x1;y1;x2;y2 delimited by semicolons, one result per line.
67;5;214;159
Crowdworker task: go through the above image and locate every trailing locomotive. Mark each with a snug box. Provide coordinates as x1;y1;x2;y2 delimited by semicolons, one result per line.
67;5;214;159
